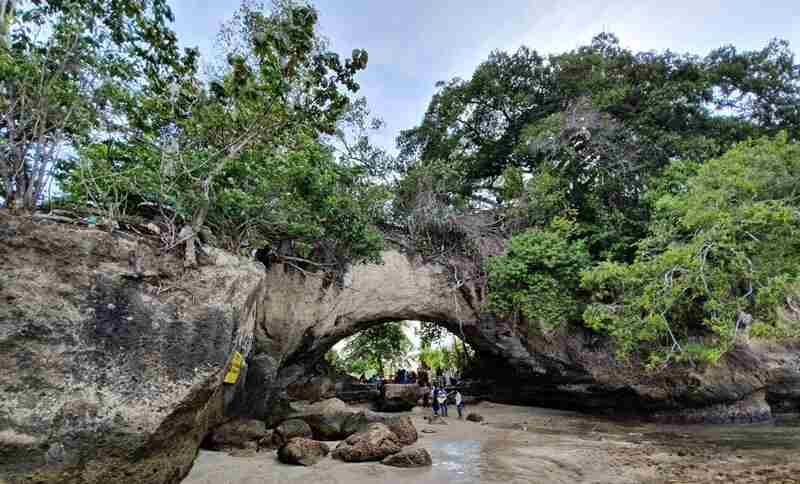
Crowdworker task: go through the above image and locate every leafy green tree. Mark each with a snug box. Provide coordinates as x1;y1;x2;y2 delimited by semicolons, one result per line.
416;322;446;348
339;322;412;378
65;0;385;268
0;0;187;211
418;338;474;373
487;218;591;330
397;34;800;261
332;96;401;182
582;135;800;366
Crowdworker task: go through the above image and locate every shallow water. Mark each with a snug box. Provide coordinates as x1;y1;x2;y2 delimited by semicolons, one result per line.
184;405;800;484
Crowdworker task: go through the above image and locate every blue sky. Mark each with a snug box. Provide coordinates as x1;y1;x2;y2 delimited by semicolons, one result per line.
168;1;800;152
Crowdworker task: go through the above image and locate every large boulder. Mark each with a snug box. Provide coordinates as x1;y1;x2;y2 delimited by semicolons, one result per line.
383;416;417;446
295;399;353;440
287;374;336;402
382;447;432;468
277;438;329;466
203;419;269;451
271;419;312;447
331;423;402;462
0;215;266;483
379;384;421;412
289;398;385;440
335;381;381;403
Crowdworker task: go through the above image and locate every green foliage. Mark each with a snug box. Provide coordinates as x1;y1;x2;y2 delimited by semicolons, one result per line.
487;219;591;330
582;135;800;362
416;321;446;348
337;322;412;377
499;165;524;202
60;0;384;267
1;0;188;210
397;33;800;262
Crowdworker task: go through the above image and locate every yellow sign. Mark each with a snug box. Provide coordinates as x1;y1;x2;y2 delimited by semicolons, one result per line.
224;351;244;384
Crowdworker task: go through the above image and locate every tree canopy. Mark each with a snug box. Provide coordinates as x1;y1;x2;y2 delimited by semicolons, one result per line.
334;322;412;378
397;33;800;367
2;0;799;371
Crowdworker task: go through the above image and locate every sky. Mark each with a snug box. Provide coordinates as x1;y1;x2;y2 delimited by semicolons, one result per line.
167;0;799;153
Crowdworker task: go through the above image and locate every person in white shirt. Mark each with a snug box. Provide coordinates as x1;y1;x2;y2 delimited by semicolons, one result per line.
453;390;464;419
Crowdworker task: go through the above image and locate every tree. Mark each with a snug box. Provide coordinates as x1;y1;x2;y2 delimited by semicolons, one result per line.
64;0;385;268
397;34;800;261
488;218;591;330
418;338;474;373
582;134;800;366
331;96;401;182
339;322;412;378
0;0;186;211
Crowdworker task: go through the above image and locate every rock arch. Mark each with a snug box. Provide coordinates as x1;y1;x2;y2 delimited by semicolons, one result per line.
232;249;550;419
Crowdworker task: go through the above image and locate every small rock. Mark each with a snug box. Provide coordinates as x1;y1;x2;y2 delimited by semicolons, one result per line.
382;448;432;468
466;413;484;423
277;438;329;466
421;429;437;434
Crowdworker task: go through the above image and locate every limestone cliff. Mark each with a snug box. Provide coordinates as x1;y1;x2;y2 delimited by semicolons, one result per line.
0;214;263;483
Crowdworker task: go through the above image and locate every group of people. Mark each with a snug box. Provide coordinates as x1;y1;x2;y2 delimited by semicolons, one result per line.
358;365;466;418
425;385;465;418
358;368;423;385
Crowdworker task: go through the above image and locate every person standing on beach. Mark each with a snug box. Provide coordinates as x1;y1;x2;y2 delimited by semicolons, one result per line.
437;387;448;417
453;390;465;418
431;386;440;416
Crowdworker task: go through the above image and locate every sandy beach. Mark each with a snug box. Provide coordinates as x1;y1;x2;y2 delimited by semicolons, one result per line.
182;402;800;484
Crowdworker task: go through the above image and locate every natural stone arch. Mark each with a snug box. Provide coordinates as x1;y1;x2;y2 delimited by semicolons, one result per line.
232;250;531;418
254;250;479;360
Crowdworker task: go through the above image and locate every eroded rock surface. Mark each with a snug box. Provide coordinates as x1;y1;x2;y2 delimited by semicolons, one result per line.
0;215;264;483
383;416;418;446
248;246;799;424
203;419;269;451
271;419;312;447
331;423;402;462
381;447;432;468
277;438;329;466
3;212;800;483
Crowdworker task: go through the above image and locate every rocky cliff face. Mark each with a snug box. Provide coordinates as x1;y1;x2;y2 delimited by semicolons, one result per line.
1;212;798;483
0;215;263;483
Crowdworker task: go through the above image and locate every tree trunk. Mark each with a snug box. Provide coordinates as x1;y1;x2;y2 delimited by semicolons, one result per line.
183;178;211;268
2;176;14;210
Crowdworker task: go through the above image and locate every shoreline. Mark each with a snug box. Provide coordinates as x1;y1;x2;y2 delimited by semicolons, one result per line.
183;402;800;484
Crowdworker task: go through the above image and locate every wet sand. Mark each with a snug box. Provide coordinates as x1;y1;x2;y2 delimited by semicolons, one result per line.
183;402;800;484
